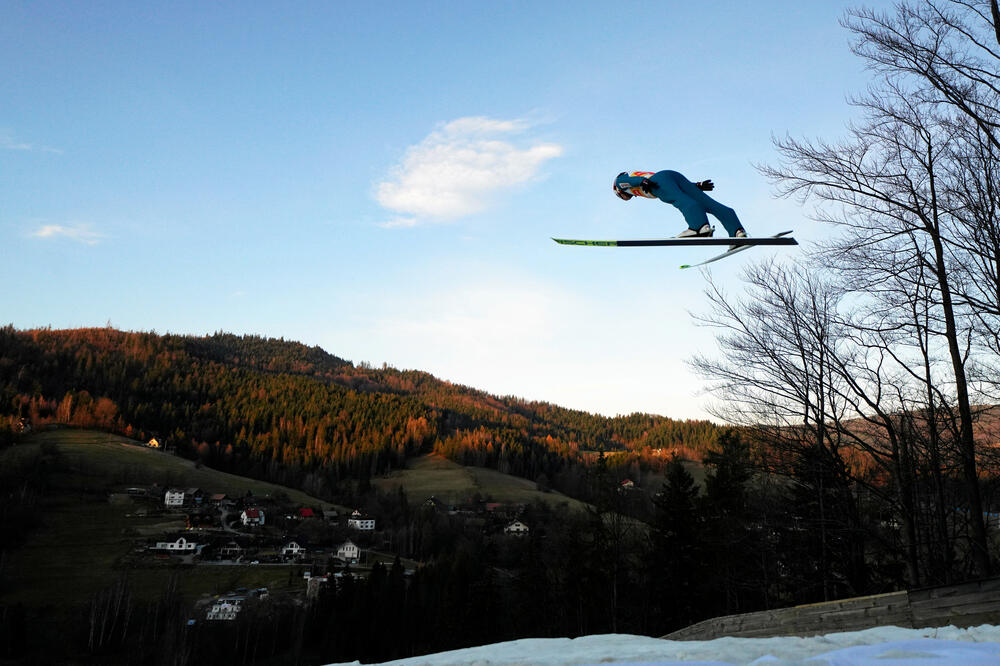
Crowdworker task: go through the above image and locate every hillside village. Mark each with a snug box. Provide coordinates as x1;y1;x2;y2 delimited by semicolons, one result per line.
113;438;535;623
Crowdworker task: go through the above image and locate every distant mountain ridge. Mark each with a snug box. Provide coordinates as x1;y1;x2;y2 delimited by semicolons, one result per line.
0;326;721;500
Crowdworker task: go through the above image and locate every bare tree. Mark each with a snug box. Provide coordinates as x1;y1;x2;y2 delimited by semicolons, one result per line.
846;1;1000;150
992;0;1000;44
757;1;999;576
847;2;1000;393
691;262;844;442
691;260;933;585
691;262;879;596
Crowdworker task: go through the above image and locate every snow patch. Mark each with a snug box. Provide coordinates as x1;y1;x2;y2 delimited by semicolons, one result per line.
326;625;1000;665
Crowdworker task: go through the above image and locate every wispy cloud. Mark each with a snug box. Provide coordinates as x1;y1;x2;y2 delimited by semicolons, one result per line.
374;116;563;224
1;130;63;154
30;223;104;245
376;217;419;229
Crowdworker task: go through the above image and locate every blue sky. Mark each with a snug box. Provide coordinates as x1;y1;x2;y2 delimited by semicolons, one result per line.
2;1;895;420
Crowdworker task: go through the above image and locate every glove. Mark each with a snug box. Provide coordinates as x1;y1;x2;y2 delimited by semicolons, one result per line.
696;179;715;191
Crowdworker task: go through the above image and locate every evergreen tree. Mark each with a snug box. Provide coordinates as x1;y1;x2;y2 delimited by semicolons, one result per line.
649;456;704;630
702;429;758;616
784;444;869;602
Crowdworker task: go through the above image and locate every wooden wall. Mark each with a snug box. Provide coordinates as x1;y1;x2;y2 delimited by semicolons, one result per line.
665;577;1000;640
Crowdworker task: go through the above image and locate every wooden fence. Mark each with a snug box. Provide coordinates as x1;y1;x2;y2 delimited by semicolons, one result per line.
665;577;1000;640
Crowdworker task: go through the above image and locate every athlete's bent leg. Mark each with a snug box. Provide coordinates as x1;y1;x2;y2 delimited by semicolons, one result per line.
675;176;744;237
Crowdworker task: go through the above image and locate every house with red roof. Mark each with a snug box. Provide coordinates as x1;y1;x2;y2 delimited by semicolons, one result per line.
240;507;265;527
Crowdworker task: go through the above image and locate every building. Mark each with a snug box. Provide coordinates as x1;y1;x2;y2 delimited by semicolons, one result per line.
154;537;200;552
164;489;185;507
504;520;530;537
337;540;360;563
241;507;265;526
206;596;244;621
347;510;375;531
281;541;306;558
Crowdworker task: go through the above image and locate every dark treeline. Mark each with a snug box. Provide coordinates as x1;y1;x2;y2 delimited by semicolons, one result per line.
5;427;978;665
0;325;720;502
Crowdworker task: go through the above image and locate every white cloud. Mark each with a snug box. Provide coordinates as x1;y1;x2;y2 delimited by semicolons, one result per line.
1;133;32;151
30;223;103;245
374;116;563;223
1;130;62;154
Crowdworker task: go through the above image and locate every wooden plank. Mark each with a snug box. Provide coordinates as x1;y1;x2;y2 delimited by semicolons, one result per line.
793;591;906;611
913;588;1000;605
927;611;1000;628
911;600;1000;621
909;593;1000;612
910;579;1000;601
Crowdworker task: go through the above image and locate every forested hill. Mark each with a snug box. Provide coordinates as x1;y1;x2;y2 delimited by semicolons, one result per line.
0;326;720;499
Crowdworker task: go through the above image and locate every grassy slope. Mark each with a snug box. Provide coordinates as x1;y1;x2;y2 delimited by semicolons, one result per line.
1;429;334;606
2;431;590;608
372;452;591;512
31;429;338;506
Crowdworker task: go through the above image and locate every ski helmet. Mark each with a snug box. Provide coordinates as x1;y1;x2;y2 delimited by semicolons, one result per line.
614;171;656;200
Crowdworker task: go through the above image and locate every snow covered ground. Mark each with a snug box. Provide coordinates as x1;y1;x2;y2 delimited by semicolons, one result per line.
329;624;1000;665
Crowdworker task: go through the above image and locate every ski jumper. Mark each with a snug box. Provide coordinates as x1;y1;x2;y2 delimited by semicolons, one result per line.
615;170;744;237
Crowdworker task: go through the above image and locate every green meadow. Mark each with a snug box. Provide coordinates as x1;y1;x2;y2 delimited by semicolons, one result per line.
373;452;590;511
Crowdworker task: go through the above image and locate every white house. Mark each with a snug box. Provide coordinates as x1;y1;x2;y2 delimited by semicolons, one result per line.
206;596;244;621
154;537;200;552
504;520;530;537
164;489;185;507
241;507;265;526
347;510;375;531
337;540;360;562
281;541;306;558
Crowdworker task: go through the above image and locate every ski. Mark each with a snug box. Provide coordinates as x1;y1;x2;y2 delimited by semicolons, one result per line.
551;233;797;248
679;230;797;269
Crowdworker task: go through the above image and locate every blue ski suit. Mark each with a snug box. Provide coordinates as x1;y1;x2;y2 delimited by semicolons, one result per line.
614;170;744;237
